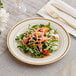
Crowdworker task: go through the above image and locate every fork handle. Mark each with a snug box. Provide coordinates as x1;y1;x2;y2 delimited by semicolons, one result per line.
58;15;76;29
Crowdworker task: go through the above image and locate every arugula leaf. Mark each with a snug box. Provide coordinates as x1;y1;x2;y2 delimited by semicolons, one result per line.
17;44;28;52
46;22;52;30
31;45;46;58
39;24;45;27
32;48;40;57
15;33;26;40
18;44;34;53
34;52;46;58
54;29;58;34
47;32;51;37
17;40;27;52
42;42;48;49
15;36;20;40
32;24;39;29
49;49;54;53
26;47;34;53
40;54;46;58
51;39;58;42
33;44;36;49
28;30;34;34
45;45;52;50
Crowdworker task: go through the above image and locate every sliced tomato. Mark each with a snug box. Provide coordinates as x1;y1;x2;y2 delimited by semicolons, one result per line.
42;50;50;55
23;39;29;44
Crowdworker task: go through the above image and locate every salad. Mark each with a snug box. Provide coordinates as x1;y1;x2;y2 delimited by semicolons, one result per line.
15;23;59;58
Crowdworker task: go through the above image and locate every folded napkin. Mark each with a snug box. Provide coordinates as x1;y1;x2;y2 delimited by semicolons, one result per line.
37;0;76;37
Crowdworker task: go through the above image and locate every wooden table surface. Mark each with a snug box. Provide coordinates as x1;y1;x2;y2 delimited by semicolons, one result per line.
0;0;76;76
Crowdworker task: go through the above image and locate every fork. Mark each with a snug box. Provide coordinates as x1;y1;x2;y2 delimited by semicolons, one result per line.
45;5;76;29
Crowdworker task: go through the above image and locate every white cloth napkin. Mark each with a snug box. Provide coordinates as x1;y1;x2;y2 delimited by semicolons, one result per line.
37;0;76;37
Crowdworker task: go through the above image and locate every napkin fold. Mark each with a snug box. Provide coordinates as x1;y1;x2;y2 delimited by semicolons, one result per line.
37;0;76;37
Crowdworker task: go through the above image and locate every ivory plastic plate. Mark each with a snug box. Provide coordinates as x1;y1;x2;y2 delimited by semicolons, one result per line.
7;18;70;65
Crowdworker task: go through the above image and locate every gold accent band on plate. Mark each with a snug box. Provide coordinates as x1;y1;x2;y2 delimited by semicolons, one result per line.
7;18;70;65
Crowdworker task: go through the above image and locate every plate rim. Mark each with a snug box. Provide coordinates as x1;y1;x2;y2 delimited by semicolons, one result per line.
7;18;70;65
